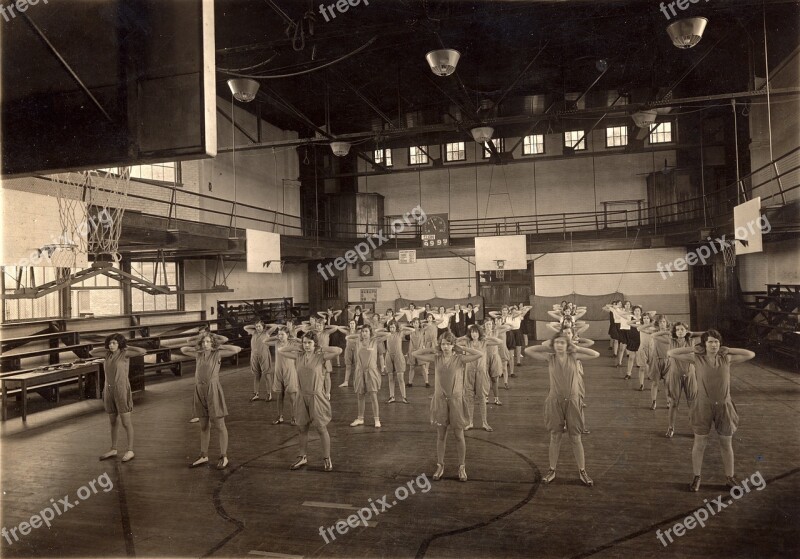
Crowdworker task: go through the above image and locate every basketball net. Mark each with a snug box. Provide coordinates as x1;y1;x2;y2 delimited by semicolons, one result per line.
51;168;131;267
495;259;505;280
722;241;736;268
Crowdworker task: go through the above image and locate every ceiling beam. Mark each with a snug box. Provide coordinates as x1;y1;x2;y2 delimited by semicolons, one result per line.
216;87;800;154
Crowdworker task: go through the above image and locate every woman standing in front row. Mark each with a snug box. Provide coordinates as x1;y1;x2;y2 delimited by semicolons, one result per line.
526;333;600;486
181;335;242;469
278;332;342;472
413;333;484;482
668;330;754;492
92;334;147;463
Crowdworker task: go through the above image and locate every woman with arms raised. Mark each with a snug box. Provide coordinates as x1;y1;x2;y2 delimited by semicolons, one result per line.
668;330;754;492
525;334;600;486
181;335;242;469
279;331;342;471
92;334;147;463
413;332;484;482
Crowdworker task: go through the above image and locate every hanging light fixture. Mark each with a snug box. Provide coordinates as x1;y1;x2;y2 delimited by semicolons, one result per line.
632;110;658;128
425;49;461;76
666;17;708;49
471;126;494;143
330;141;351;157
225;79;259;240
227;78;260;102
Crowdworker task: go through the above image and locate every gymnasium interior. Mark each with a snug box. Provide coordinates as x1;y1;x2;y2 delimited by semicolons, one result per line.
1;0;799;557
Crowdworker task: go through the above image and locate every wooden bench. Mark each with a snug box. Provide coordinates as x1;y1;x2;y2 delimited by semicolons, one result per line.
70;325;152;340
142;347;188;376
1;331;81;353
0;344;94;373
1;363;101;421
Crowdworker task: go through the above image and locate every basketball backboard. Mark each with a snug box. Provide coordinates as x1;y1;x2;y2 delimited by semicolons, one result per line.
733;197;765;255
474;235;527;271
1;0;216;177
246;230;282;273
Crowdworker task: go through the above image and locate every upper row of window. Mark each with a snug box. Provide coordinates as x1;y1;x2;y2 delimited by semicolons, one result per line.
374;122;673;165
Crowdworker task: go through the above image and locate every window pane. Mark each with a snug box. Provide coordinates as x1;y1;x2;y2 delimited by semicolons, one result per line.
565;130;586;150
606;126;628;147
650;122;672;144
445;142;465;162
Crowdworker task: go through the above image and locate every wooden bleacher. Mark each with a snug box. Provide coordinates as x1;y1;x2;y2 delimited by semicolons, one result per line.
739;283;799;368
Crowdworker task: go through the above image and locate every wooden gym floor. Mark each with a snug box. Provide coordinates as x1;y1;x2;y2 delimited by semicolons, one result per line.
1;350;799;558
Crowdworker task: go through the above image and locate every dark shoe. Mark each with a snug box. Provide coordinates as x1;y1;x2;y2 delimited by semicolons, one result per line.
406;383;412;387
623;374;631;380
425;382;430;388
650;400;657;410
726;475;742;489
665;426;674;438
323;457;333;472
216;456;229;470
689;475;701;492
579;469;594;487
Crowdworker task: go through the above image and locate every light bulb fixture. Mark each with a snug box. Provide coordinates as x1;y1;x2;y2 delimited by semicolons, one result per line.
330;141;351;157
227;78;260;102
666;17;708;49
425;49;461;76
471;126;494;143
632;110;657;128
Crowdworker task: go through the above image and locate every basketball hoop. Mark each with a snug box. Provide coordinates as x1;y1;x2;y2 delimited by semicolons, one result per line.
494;259;505;280
51;168;130;265
38;243;81;269
722;241;736;268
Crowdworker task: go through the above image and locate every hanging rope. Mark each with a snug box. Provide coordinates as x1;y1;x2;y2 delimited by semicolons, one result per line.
616;227;642;294
570;232;576;296
385;261;402;299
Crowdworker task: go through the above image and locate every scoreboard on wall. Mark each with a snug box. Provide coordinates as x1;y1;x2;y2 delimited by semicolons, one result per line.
420;214;449;247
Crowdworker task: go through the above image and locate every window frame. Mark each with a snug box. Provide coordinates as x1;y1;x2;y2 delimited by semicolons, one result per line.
605;125;629;148
444;141;466;163
481;138;505;159
408;146;429;166
649;121;674;144
522;134;545;156
564;130;587;151
373;148;393;167
99;162;181;186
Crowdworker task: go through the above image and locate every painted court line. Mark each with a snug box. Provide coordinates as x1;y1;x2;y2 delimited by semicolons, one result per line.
336;518;378;528
248;552;304;559
301;501;357;510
